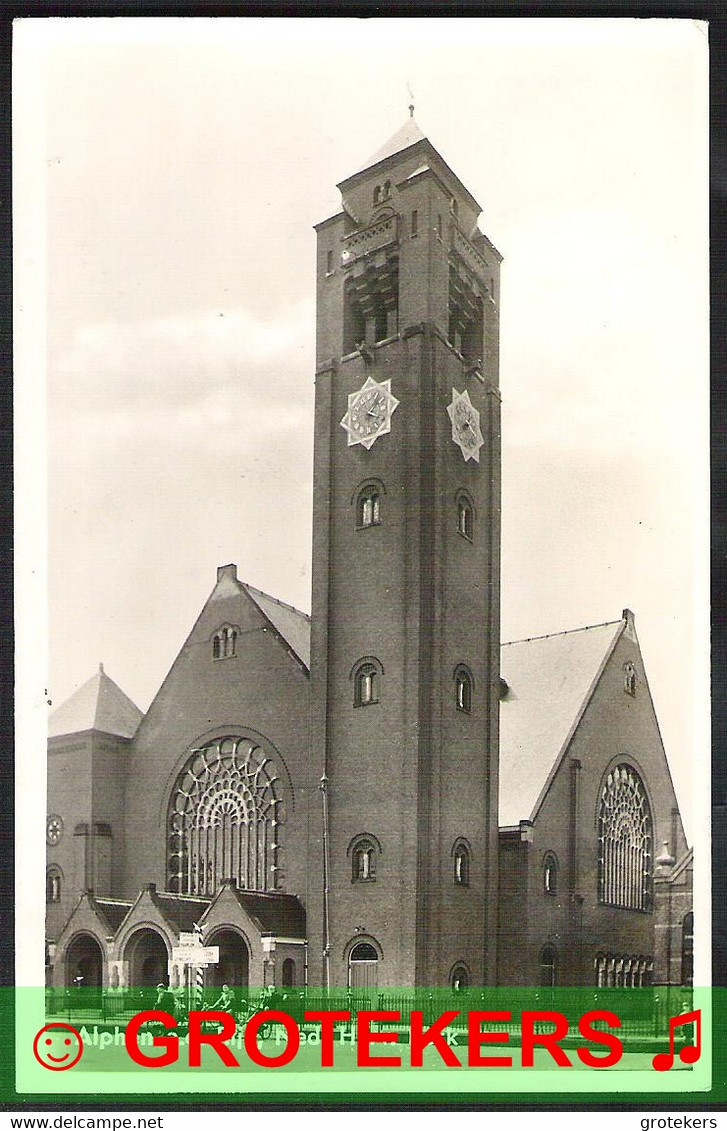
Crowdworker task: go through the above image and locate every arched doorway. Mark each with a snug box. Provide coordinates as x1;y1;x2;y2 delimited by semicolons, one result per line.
348;941;379;990
206;929;249;992
125;928;169;989
65;932;104;1010
450;963;470;992
66;933;103;989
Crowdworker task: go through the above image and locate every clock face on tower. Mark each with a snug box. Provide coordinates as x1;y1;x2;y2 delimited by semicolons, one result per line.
340;376;400;450
446;388;485;462
46;814;63;846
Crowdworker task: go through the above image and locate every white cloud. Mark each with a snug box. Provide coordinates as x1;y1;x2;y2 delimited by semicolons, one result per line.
48;300;317;485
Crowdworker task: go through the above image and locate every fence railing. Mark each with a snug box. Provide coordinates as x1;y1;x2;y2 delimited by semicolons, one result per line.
45;984;692;1043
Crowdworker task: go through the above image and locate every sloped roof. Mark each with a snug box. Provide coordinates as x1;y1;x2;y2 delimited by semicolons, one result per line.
243;584;311;670
357;115;427;173
154;892;211;933
498;619;624;827
49;664;143;740
227;890;306;938
93;897;133;932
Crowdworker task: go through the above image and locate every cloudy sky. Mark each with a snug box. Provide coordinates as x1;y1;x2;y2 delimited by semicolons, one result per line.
16;18;708;835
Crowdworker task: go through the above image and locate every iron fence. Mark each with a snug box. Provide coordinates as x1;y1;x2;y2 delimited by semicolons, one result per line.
44;983;692;1045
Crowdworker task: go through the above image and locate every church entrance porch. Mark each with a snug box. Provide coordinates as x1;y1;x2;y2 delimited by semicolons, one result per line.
205;928;250;993
65;932;103;988
124;928;169;988
65;931;104;1002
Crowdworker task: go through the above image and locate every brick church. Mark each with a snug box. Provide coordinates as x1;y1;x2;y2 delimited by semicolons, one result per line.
45;115;693;995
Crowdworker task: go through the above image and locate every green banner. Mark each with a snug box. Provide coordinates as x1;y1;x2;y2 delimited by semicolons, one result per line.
5;986;717;1102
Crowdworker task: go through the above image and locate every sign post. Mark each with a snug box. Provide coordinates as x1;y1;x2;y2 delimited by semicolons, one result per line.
172;932;219;1013
171;945;220;966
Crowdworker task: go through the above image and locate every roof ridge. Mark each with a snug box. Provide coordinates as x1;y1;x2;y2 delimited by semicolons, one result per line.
238;890;299;900
502;618;622;647
242;582;310;621
156;892;211;902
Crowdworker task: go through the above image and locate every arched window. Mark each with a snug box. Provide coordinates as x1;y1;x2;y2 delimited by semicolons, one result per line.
212;625;238;660
372;183;392;208
352;658;382;708
455;665;473;713
540;946;557;987
349;833;380;882
352;842;375;882
595;952;653;988
167;736;282;896
282;958;296;987
543;852;558;895
681;911;694;987
457;494;473;540
357;486;381;529
46;868;62;903
450;964;470;991
452;839;470;886
595;953;607;987
623;661;637;696
356;665;376;706
597;764;652;911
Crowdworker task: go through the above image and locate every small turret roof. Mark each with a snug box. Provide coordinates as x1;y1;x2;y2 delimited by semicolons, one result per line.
49;664;143;739
358;115;427;173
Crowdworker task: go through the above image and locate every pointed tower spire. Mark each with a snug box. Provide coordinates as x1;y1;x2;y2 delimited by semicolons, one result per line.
49;667;143;738
356;114;427;175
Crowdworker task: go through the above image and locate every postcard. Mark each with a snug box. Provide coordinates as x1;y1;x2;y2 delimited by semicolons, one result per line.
11;15;714;1115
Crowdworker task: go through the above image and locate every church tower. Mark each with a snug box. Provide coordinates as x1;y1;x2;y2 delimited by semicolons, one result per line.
308;116;502;988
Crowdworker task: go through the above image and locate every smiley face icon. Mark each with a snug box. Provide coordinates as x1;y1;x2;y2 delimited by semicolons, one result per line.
33;1023;83;1070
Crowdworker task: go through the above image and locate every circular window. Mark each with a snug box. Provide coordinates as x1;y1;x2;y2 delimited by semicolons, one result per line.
46;815;64;846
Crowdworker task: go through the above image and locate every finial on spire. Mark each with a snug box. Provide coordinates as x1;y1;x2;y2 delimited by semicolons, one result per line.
99;662;104;674
406;81;415;118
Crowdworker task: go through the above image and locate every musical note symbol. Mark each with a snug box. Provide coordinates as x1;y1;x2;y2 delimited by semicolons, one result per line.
652;1009;701;1071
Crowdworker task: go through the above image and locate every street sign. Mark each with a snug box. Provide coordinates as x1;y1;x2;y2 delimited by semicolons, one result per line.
177;932;202;947
171;945;219;965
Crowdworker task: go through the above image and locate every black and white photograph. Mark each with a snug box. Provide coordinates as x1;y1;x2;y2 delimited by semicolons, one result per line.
13;15;710;1103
